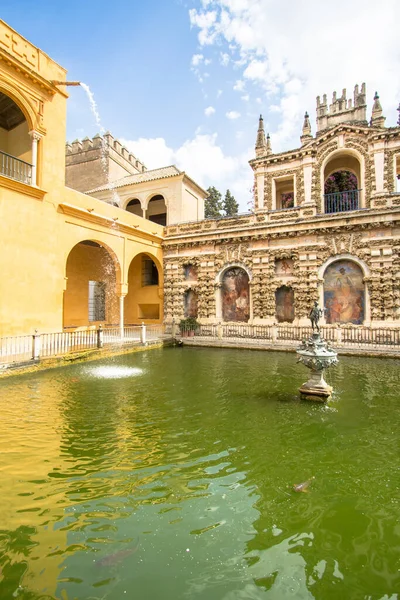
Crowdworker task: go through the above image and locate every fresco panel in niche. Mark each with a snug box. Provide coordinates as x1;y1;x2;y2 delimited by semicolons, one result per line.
275;258;294;277
324;260;364;324
222;268;250;322
184;264;198;281
184;289;198;318
275;286;295;323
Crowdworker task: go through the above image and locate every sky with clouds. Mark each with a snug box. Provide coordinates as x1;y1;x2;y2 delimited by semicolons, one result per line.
2;0;399;209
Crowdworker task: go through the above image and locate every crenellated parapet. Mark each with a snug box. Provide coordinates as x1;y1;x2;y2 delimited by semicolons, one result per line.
316;83;367;133
65;132;146;193
65;132;146;173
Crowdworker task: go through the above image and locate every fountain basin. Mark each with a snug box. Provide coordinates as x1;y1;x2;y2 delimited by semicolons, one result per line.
296;333;338;401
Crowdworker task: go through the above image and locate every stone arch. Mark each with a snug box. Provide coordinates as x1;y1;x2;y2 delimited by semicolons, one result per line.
125;198;143;217
125;251;163;323
0;82;37;131
319;255;370;324
63;239;122;328
275;285;295;323
217;265;251;323
144;193;168;226
320;148;365;212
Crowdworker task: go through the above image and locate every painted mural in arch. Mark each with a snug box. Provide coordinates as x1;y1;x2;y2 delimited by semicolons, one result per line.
221;267;250;322
184;264;198;282
275;286;295;323
184;289;198;318
324;260;365;324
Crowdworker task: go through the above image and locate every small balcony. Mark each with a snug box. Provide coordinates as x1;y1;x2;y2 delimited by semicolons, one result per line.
0;150;32;185
324;189;360;214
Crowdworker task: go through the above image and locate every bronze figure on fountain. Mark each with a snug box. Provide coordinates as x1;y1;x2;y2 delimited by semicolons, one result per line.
295;300;338;402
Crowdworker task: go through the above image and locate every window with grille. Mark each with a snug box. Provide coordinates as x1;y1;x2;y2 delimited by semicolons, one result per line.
142;258;159;286
88;281;106;321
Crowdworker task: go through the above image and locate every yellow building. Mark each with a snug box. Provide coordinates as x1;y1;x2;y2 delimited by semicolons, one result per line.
0;20;181;337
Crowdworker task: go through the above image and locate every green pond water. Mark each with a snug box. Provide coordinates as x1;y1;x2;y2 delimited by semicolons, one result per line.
0;347;399;600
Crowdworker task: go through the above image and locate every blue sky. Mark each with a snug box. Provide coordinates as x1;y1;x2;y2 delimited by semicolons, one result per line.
2;0;400;209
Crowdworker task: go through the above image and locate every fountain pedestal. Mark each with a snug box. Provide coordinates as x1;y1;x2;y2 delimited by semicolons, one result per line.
296;333;338;402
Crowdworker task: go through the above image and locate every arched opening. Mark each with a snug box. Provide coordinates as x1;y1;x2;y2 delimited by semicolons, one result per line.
64;240;119;328
323;152;361;213
125;253;162;323
0;91;33;184
275;286;295;323
146;194;167;226
126;198;143;217
323;259;365;324
221;267;250;322
184;289;198;318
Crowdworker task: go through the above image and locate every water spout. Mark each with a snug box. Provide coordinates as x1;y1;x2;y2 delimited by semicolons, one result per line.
51;80;81;86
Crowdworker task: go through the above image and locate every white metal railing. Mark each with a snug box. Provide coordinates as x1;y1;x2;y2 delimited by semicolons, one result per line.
176;323;400;349
0;150;32;185
0;324;166;367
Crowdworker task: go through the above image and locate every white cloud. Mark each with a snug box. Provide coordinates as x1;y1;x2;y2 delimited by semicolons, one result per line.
241;94;250;102
121;134;252;211
233;79;245;92
191;53;204;66
217;89;223;98
220;52;230;66
226;110;240;120
205;106;216;116
190;0;400;150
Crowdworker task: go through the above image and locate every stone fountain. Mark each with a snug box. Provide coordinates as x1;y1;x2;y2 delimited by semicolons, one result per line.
296;301;338;401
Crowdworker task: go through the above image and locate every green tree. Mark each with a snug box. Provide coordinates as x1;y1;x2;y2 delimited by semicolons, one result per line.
223;189;239;216
205;186;223;218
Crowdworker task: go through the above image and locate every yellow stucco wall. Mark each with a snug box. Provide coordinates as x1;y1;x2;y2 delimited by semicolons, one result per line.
0;20;164;337
125;253;163;323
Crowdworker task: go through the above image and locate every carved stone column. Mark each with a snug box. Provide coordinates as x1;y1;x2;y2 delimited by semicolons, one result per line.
29;131;42;186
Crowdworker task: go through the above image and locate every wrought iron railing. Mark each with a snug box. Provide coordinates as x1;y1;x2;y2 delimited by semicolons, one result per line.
0;150;32;185
324;189;360;213
0;324;166;366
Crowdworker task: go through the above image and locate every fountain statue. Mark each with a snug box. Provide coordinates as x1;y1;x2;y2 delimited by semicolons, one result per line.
296;301;338;401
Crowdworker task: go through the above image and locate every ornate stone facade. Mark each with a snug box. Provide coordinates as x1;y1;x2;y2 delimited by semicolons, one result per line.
163;84;400;327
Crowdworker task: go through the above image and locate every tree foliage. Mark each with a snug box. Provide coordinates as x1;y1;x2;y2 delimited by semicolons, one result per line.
205;186;223;218
223;189;239;216
205;186;239;218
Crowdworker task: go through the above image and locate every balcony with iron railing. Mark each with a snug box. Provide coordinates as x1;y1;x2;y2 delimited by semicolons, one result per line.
324;189;360;214
0;150;32;185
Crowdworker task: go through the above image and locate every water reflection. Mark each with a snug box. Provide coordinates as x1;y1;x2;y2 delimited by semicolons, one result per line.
0;349;399;598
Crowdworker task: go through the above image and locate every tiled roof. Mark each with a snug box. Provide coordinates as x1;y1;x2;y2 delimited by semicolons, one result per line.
86;165;182;193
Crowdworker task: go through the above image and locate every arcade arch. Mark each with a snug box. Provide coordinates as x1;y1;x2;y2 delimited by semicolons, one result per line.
125;252;163;323
0;89;37;185
64;240;121;328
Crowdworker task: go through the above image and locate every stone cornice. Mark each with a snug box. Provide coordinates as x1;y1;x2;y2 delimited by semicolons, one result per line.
0;50;65;98
58;203;163;242
163;207;400;246
0;174;46;199
249;123;400;168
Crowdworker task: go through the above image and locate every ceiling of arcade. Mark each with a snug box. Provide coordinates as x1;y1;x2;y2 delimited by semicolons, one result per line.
0;91;25;130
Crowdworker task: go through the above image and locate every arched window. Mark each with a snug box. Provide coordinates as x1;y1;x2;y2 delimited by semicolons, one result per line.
275;286;295;323
221;267;250;322
0;91;33;184
142;255;159;286
146;195;167;226
184;289;198;318
126;199;142;217
323;152;361;213
323;260;364;324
